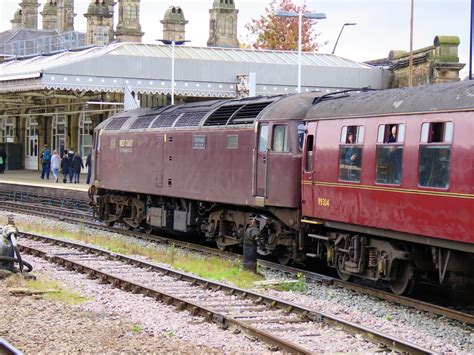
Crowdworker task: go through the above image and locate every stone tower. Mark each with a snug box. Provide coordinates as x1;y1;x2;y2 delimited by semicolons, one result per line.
19;0;40;30
11;9;22;29
57;0;75;32
207;0;239;48
84;0;113;46
41;0;58;30
161;6;188;42
105;0;116;42
115;0;144;42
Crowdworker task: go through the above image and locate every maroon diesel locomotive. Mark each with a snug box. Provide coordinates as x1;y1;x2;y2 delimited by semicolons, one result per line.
91;81;474;294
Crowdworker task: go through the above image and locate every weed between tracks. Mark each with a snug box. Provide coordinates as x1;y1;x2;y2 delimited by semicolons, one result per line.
5;274;88;305
18;222;263;289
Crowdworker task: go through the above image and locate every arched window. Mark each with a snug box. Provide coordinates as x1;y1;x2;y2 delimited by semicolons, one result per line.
51;108;67;155
79;111;93;158
25;115;39;170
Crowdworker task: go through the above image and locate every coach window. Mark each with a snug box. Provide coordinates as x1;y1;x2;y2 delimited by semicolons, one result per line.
272;125;290;152
258;124;268;152
419;122;453;189
375;124;404;185
339;125;364;182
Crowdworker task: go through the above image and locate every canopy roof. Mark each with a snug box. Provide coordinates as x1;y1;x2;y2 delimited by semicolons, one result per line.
0;42;389;97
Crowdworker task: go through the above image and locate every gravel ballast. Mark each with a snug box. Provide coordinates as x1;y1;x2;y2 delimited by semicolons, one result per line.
1;211;472;353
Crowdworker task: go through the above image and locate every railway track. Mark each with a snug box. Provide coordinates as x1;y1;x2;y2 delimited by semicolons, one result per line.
17;232;431;354
1;200;473;327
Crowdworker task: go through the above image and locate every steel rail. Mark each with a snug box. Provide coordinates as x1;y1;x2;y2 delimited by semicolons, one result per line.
18;232;432;354
2;200;473;326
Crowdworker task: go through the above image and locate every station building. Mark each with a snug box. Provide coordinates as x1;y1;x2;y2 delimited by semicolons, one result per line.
0;0;464;172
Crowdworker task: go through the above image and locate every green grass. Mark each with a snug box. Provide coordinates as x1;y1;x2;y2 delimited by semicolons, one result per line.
131;324;142;334
271;273;307;293
5;275;89;305
17;221;263;289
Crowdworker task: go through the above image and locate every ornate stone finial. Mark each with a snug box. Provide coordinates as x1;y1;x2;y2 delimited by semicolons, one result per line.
57;0;76;32
161;6;188;42
19;0;40;30
207;0;239;48
41;0;58;30
11;8;22;29
115;0;144;43
84;0;113;46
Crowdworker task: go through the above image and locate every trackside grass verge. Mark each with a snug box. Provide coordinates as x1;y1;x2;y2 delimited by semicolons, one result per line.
5;274;88;305
17;221;263;289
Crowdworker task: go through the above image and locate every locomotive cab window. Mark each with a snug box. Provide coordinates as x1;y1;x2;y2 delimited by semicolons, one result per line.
419;122;453;189
376;124;404;185
339;125;364;182
258;124;268;152
297;123;305;151
272;125;290;152
305;134;314;172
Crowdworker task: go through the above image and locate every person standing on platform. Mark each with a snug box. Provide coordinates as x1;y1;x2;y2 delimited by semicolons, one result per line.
85;152;92;184
60;153;70;183
72;153;84;183
67;149;74;183
0;146;6;174
40;144;51;180
50;150;61;183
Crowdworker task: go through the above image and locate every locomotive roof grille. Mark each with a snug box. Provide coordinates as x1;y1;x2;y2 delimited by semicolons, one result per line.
151;111;182;128
175;110;208;127
104;116;130;130
229;102;272;125
130;114;159;130
204;105;242;126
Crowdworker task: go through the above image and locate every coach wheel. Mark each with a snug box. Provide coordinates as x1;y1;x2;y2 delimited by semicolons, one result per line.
389;262;415;295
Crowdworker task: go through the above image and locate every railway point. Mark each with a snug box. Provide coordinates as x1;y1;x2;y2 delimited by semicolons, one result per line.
0;0;472;354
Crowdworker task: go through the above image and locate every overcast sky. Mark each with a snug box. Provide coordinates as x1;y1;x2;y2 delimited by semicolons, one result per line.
0;0;471;77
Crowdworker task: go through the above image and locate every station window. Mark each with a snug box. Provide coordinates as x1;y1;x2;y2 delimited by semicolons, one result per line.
375;124;405;185
258;124;268;152
419;122;453;189
272;125;290;152
339;126;364;182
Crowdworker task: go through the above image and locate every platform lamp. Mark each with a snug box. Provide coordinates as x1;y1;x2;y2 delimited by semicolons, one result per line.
276;9;327;93
156;39;191;105
332;23;357;55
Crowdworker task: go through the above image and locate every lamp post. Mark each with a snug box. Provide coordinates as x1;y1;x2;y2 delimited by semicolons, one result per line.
276;9;326;93
332;23;357;55
156;39;190;105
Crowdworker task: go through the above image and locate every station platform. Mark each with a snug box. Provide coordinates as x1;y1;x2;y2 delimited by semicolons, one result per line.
0;170;89;192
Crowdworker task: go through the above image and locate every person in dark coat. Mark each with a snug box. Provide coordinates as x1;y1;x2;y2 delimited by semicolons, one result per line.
72;153;84;183
85;152;92;184
40;144;51;180
60;154;70;183
0;146;6;174
67;149;74;182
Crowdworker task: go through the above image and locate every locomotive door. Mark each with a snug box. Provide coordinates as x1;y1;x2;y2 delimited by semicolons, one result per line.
302;122;317;217
155;135;164;187
254;124;269;205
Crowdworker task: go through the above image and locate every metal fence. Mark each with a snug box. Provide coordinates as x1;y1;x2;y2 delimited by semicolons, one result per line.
0;31;89;58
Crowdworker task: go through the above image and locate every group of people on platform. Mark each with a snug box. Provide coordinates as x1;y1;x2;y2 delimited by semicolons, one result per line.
40;144;92;184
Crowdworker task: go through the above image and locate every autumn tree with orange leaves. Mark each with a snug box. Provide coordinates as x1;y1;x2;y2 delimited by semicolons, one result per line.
244;0;325;51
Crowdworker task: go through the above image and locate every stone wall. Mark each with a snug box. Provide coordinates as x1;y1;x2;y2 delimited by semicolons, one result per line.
367;36;465;88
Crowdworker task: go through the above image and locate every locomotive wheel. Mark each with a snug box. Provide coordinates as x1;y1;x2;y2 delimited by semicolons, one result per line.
389;262;415;295
336;267;352;281
277;251;291;266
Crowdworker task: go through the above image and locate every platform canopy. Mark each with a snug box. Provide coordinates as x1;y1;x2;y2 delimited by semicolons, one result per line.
0;42;389;97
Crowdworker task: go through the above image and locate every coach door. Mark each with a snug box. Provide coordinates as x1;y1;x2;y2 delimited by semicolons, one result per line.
254;123;269;205
302;122;317;216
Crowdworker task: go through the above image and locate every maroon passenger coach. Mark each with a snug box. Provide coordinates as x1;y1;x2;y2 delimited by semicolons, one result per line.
91;81;474;294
